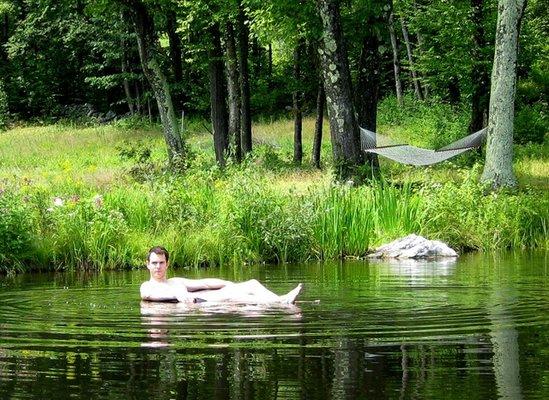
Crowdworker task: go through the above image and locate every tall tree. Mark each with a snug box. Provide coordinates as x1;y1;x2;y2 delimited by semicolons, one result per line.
355;23;381;175
0;11;8;62
311;76;325;169
469;0;490;134
400;18;423;100
356;28;381;131
225;21;242;163
208;22;229;167
122;0;185;161
293;39;304;165
120;11;135;115
165;7;184;112
237;1;252;155
388;9;404;106
317;0;363;180
481;0;527;189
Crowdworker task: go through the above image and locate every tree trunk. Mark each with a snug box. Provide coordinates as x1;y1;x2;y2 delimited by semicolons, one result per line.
388;11;404;106
293;40;304;165
317;0;363;180
481;0;526;189
311;78;325;169
251;37;262;78
401;19;423;100
355;27;380;175
447;76;461;104
469;0;490;134
124;0;185;161
237;1;252;155
225;21;242;163
120;12;135;115
135;80;142;114
166;9;184;112
208;23;229;167
416;31;429;99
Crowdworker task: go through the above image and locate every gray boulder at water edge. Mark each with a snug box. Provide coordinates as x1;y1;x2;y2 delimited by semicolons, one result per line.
368;234;458;259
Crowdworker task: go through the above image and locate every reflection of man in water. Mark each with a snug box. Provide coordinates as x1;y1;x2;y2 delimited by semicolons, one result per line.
140;246;302;304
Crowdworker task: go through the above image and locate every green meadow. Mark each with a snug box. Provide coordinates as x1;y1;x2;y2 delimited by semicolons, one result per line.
1;98;547;273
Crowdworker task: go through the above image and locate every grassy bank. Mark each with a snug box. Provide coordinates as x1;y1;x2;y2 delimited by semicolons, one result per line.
1;99;547;273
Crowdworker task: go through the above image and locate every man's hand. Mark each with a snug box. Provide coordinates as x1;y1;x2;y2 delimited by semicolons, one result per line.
176;293;196;304
174;283;195;303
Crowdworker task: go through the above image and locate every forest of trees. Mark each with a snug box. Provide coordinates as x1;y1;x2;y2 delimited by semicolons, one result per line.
0;0;546;186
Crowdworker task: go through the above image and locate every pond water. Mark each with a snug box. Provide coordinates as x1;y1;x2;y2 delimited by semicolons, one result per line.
0;252;547;399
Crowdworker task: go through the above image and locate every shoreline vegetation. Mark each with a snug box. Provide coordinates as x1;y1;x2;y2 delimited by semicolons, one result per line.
1;97;547;273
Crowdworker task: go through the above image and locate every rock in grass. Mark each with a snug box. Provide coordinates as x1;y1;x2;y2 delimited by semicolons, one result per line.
368;234;458;259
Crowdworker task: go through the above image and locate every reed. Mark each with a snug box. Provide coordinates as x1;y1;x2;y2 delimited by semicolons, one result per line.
310;180;425;258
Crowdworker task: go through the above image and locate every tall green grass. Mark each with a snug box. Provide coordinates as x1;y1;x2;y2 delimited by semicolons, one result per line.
2;163;546;274
311;181;424;258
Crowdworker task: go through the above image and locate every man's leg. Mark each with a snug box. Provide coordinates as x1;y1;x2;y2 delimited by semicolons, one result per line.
194;280;303;304
234;279;281;301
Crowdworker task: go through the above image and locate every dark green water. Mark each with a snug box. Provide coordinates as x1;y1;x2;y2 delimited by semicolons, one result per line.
0;252;547;399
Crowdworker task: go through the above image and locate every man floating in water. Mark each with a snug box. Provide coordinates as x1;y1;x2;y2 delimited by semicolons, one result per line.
140;246;303;304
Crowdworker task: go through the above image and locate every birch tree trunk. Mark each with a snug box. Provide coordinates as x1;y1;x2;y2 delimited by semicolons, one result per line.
388;11;404;106
225;22;242;163
208;23;229;167
166;9;184;112
416;31;429;99
481;0;526;189
317;0;363;180
120;12;134;115
401;19;423;100
124;0;185;161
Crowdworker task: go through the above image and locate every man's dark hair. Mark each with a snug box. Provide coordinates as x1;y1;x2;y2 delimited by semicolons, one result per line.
147;246;169;262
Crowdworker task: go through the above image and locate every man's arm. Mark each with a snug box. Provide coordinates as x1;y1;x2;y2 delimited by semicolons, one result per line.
171;277;232;292
140;281;194;303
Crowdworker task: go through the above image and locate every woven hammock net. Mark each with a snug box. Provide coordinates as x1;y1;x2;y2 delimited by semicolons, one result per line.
360;127;487;166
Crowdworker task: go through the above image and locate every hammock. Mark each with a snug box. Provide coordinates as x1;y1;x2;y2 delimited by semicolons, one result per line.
360;127;487;166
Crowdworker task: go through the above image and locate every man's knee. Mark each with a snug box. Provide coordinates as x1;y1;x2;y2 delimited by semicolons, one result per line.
241;279;260;289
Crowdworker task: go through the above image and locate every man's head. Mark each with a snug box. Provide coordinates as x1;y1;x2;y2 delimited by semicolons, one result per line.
147;246;169;263
147;246;170;282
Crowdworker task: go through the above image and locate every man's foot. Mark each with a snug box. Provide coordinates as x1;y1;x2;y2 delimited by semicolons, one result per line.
280;283;303;304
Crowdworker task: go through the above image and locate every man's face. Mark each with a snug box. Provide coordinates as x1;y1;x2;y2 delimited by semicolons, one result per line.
147;252;168;281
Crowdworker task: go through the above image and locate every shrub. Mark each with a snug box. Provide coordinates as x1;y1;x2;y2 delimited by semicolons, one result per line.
421;170;549;250
0;190;36;270
377;95;469;149
45;197;131;269
221;172;314;263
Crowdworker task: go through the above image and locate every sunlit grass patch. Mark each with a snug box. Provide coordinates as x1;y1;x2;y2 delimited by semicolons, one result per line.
514;143;549;189
0;124;164;190
270;168;331;195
